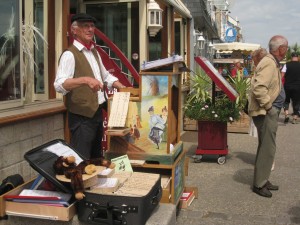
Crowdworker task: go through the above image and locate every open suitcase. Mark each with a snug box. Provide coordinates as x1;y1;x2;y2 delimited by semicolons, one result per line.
24;139;162;225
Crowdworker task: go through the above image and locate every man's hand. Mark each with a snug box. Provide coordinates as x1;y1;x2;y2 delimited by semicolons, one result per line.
62;77;103;92
85;77;103;92
266;107;273;113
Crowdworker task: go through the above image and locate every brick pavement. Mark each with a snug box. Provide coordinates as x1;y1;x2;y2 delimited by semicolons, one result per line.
177;113;300;225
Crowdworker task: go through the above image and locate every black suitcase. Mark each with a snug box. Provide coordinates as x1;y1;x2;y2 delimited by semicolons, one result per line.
24;139;162;225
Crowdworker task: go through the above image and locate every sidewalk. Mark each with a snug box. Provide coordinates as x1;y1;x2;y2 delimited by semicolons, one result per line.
176;113;300;225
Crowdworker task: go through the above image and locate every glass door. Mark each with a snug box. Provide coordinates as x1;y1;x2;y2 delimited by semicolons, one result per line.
86;2;139;73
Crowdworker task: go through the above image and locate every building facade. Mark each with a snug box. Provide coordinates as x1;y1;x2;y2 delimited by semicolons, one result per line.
0;0;194;181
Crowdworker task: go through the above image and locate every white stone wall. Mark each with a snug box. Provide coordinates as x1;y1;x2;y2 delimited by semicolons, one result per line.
0;113;65;182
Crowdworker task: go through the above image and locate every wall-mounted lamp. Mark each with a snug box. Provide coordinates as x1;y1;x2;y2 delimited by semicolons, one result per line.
147;0;163;37
197;32;205;50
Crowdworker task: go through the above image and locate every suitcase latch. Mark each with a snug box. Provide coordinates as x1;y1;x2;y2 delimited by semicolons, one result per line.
121;204;138;214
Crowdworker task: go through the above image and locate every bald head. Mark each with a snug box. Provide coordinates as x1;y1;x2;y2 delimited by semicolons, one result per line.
269;35;288;52
268;35;288;61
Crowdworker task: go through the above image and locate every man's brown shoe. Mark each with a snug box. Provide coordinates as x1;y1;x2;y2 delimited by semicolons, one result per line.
253;186;272;198
265;181;279;191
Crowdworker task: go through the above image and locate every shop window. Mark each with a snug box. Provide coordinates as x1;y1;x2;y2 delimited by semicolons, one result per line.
0;0;22;109
0;0;49;112
175;21;181;56
149;30;162;61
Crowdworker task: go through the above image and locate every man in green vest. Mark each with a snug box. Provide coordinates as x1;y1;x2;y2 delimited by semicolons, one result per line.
54;13;125;159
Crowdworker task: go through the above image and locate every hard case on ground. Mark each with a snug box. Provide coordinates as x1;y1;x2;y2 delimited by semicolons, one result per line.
24;139;162;225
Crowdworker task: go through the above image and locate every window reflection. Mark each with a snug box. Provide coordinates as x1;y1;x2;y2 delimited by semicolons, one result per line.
0;0;21;101
34;0;45;94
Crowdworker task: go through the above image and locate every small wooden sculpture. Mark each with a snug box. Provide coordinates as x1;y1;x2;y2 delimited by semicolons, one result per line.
53;156;115;200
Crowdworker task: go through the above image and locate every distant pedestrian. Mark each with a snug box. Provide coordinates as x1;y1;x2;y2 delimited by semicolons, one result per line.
248;35;288;198
281;52;300;124
231;59;249;78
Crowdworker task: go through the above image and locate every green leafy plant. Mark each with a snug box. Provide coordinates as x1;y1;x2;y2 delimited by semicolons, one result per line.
227;74;251;112
184;96;240;123
183;68;241;123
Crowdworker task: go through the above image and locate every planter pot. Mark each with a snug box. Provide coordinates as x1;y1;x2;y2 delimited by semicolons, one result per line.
195;120;228;156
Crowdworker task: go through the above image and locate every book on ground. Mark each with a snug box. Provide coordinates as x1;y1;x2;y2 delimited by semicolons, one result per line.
180;191;195;209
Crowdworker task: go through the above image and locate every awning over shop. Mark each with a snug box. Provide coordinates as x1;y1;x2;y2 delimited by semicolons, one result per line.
213;42;261;53
213;58;243;64
161;0;192;19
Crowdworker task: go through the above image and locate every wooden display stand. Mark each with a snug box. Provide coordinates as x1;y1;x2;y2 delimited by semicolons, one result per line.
105;55;186;165
132;148;187;205
105;56;187;205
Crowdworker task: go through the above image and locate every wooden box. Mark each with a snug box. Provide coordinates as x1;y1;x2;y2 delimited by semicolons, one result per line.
227;112;250;133
132;149;187;205
2;179;76;221
183;117;198;131
160;175;172;203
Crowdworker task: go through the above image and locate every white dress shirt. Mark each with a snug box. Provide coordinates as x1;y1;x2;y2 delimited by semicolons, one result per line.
54;40;118;104
281;64;286;73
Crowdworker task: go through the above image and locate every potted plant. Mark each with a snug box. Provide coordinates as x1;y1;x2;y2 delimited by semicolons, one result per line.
227;73;251;133
183;68;241;164
183;68;241;123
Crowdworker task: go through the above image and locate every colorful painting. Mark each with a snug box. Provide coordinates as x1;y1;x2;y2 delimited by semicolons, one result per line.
121;75;169;154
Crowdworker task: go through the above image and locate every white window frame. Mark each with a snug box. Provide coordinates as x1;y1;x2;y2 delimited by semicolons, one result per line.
25;0;49;102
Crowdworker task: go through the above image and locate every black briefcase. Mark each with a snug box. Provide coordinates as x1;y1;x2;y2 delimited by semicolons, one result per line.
24;139;162;225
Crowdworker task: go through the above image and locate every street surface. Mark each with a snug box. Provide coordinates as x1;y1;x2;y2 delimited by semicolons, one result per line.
177;112;300;225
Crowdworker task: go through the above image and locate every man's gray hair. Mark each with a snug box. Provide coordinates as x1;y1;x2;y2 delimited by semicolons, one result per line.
268;35;288;52
71;21;78;28
71;21;78;36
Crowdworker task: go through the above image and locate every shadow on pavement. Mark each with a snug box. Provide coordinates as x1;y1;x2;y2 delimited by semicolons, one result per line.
235;151;256;165
288;202;300;224
233;168;253;186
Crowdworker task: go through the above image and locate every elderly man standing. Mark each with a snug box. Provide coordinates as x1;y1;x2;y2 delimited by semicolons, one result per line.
248;35;288;198
54;13;125;159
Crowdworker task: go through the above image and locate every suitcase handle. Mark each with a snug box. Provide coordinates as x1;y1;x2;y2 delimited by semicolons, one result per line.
84;201;137;225
151;186;162;205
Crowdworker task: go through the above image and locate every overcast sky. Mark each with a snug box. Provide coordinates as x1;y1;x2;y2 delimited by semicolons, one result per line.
229;0;300;49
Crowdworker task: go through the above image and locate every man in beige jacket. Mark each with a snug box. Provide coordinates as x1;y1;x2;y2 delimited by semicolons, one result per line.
248;35;288;198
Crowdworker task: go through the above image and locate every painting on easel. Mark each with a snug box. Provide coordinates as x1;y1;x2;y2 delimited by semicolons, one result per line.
122;75;169;154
